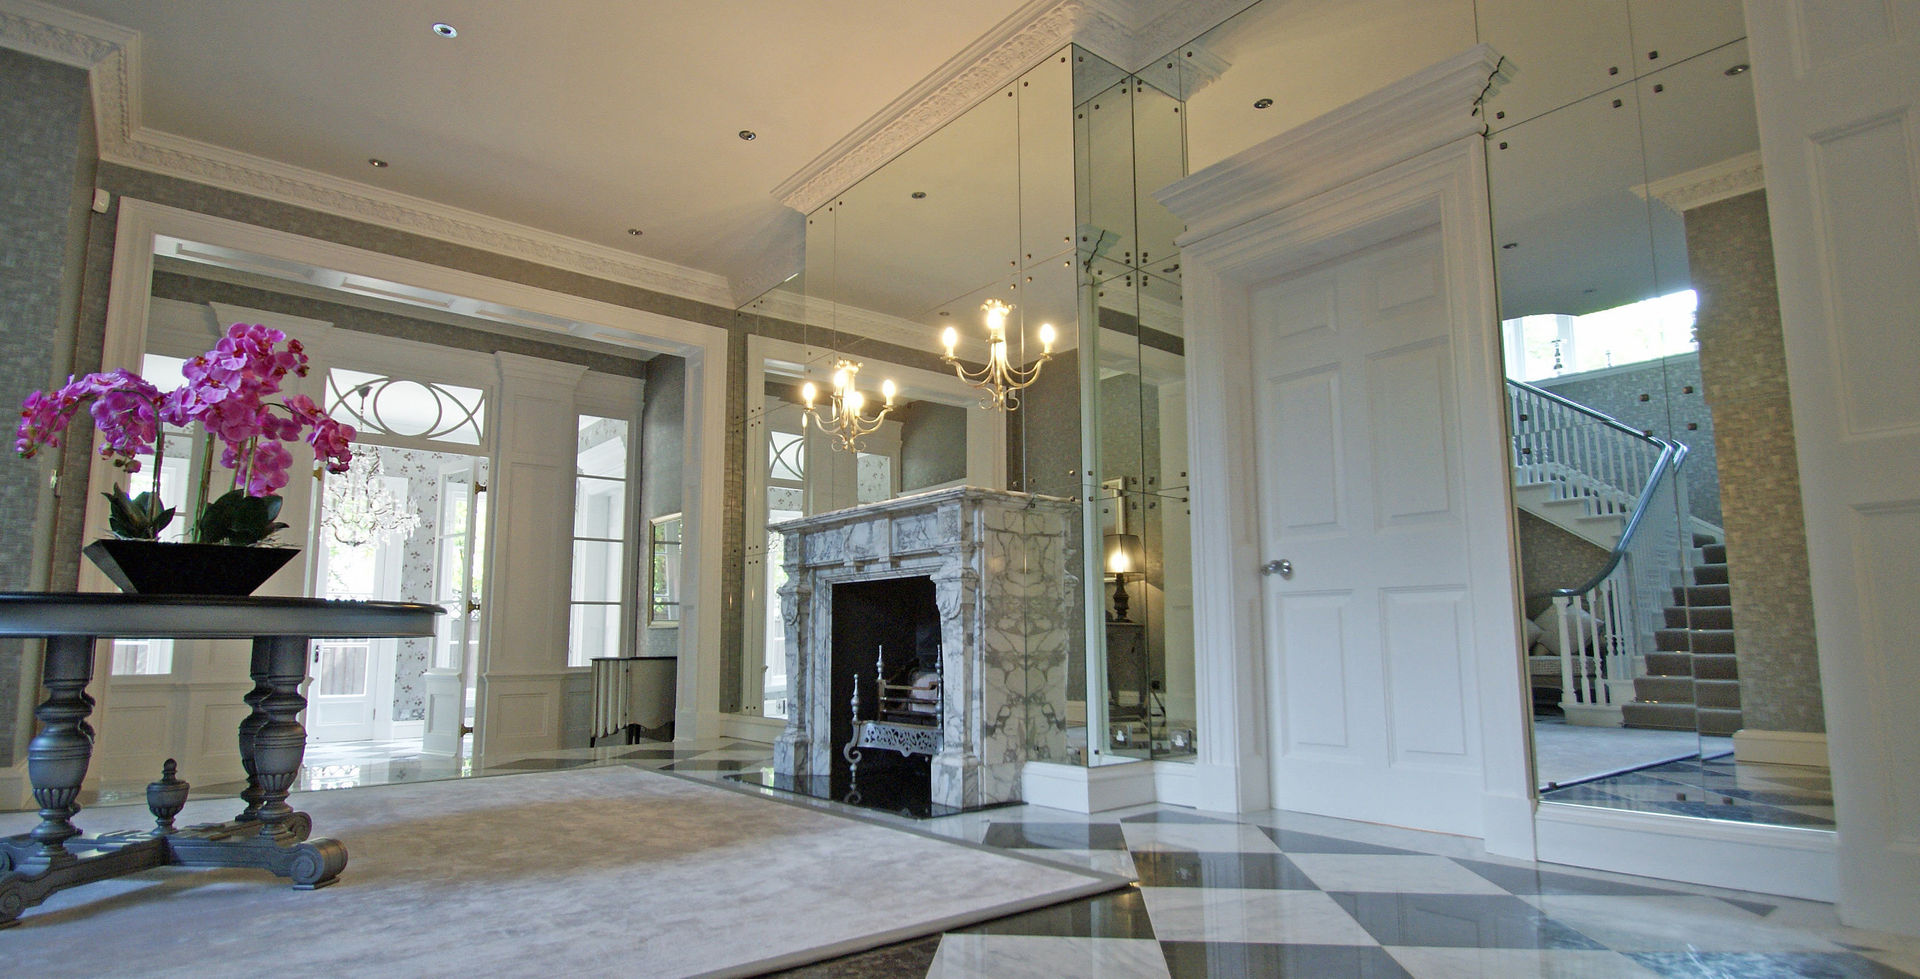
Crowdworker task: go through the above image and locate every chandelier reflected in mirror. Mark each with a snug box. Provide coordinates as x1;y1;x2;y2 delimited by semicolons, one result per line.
940;299;1055;411
799;359;896;452
320;449;422;547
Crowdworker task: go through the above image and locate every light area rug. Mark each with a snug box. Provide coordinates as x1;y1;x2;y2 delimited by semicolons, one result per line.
0;766;1126;978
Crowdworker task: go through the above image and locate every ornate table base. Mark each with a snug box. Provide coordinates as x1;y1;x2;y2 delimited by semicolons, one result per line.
0;604;429;927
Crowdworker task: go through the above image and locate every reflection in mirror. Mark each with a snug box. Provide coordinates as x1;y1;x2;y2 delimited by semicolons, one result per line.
649;513;682;625
1076;50;1195;764
1486;10;1830;829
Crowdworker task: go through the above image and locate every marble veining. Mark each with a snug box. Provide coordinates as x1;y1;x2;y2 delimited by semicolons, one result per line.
773;486;1078;810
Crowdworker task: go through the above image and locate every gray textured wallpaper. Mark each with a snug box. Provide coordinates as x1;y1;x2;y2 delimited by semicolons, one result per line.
0;48;94;768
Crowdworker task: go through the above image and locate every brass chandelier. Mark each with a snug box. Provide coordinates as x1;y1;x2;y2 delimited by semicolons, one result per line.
800;359;896;452
940;299;1055;411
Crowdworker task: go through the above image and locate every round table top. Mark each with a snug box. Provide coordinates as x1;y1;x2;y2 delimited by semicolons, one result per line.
0;592;444;639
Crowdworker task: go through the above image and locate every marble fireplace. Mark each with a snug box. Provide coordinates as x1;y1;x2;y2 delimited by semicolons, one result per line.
772;486;1078;811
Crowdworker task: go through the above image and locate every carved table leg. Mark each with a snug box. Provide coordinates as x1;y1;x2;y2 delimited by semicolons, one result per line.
23;634;96;867
168;634;343;889
234;639;274;823
0;634;113;927
250;635;311;842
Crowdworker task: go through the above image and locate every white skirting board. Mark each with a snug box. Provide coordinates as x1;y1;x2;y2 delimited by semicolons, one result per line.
1021;759;1158;814
1535;802;1837;901
1732;729;1830;769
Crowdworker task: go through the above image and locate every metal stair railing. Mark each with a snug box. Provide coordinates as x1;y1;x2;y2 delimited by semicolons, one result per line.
1507;378;1693;725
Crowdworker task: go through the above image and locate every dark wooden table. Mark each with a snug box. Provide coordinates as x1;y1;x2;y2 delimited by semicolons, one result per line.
0;593;441;926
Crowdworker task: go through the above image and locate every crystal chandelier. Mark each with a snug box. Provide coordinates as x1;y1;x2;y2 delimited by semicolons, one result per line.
940;299;1055;411
321;450;421;547
800;359;896;452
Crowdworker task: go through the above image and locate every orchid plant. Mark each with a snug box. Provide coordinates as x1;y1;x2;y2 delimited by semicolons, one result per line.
15;323;356;546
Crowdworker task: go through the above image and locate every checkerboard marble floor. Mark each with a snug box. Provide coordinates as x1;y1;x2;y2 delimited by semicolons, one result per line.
146;737;1917;978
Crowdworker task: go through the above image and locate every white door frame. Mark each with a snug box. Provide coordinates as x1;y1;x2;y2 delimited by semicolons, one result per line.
89;200;731;752
1158;47;1535;857
1746;0;1920;934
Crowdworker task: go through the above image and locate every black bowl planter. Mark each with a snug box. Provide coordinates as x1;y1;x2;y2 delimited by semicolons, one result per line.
83;539;301;596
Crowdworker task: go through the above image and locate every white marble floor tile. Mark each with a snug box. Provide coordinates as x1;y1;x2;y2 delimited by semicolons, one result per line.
1118;821;1282;855
1244;809;1490;859
1286;853;1513;895
925;934;1170;979
1138;886;1378;945
1386;946;1666;978
1520;894;1845;953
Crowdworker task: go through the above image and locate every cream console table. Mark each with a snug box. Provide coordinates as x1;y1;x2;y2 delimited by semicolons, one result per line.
0;593;441;927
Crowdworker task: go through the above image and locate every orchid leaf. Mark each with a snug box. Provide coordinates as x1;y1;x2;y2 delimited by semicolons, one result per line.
102;485;174;540
193;489;288;546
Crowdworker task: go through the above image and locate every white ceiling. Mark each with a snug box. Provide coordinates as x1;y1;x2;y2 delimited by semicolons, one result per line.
32;0;1034;299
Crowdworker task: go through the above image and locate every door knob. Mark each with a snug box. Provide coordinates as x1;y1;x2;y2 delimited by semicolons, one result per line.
1261;559;1293;578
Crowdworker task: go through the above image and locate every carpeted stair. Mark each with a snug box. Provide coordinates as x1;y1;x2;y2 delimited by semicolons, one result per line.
1622;540;1745;735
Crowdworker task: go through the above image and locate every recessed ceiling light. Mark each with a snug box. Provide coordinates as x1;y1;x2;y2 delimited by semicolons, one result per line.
1253;97;1274;109
432;23;458;38
367;158;389;168
1724;63;1750;76
626;228;643;236
738;130;757;141
910;191;927;199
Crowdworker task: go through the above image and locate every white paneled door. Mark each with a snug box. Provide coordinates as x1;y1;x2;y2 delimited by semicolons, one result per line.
1252;227;1484;836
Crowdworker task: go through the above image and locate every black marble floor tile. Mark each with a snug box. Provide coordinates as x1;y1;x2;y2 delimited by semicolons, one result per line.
489;757;594;771
981;821;1130;851
1160;941;1412;978
1537;784;1635;807
1328;892;1608;950
661;758;763;773
759;934;943;978
1642;799;1835;827
608;746;694;759
1713;787;1837;806
1131;850;1317;889
1257;827;1420;856
953;887;1157;940
1120;810;1238;825
1451;857;1680;897
1626;951;1920;978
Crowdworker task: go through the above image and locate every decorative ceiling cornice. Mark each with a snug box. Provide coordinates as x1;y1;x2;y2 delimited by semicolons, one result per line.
1638;151;1765;214
774;0;1102;215
0;0;736;309
772;0;1251;215
0;0;131;68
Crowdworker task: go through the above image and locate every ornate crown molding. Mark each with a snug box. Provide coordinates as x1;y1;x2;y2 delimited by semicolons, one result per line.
1638;151;1766;214
0;0;131;68
0;0;736;309
773;0;1252;216
774;0;1101;215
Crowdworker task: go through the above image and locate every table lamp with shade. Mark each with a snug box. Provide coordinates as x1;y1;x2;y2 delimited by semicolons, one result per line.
1103;532;1145;621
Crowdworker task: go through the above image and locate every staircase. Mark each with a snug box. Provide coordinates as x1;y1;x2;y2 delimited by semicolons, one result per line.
1506;379;1745;733
1620;539;1745;734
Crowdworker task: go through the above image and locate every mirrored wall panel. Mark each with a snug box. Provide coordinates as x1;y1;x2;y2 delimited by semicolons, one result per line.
1483;0;1831;830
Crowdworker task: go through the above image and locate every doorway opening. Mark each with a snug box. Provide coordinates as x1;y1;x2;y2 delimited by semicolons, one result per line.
308;444;490;781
